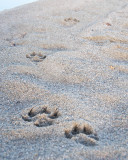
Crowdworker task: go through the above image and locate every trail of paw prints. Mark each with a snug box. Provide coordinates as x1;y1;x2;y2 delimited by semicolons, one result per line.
21;105;60;127
62;17;80;26
64;123;99;146
26;52;46;62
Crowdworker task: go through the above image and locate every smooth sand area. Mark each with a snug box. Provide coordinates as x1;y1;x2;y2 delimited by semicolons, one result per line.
0;0;128;159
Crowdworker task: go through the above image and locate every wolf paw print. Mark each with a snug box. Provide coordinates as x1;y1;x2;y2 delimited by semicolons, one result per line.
62;17;80;26
26;52;46;62
21;105;60;127
64;123;99;146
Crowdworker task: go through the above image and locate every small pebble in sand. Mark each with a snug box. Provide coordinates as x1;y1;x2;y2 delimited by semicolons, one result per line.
109;66;115;70
106;23;112;26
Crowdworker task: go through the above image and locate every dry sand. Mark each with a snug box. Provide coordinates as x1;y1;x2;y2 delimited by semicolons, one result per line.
0;0;128;159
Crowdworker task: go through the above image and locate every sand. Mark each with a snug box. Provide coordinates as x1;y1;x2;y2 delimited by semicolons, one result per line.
0;0;128;159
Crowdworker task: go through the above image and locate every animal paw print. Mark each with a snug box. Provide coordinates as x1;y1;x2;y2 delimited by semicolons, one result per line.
26;52;46;62
65;123;99;146
21;105;60;127
62;17;79;26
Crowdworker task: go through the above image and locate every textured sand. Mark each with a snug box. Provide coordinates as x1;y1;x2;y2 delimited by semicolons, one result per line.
0;0;128;159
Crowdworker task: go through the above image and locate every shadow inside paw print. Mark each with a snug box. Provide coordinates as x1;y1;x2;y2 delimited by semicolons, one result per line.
26;52;46;62
21;105;60;127
65;123;99;146
62;17;80;26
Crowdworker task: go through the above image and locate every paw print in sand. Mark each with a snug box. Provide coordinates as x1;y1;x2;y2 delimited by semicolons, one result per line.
26;52;46;62
65;123;99;146
62;17;80;26
21;105;60;127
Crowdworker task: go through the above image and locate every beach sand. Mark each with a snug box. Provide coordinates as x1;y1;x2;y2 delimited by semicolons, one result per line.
0;0;128;159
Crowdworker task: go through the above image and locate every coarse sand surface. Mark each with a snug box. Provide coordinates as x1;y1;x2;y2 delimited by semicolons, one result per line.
0;0;128;159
